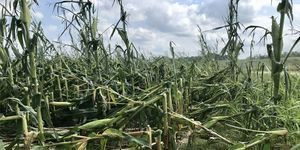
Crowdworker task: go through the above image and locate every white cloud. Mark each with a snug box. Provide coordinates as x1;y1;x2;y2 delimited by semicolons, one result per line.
247;0;278;12
94;0;215;56
31;0;300;58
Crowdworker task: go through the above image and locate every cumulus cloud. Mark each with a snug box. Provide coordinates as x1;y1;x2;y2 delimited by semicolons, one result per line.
27;0;300;58
106;0;298;57
130;28;157;44
96;0;216;56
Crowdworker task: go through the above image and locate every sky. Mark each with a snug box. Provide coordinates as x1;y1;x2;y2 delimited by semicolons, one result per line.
13;0;300;58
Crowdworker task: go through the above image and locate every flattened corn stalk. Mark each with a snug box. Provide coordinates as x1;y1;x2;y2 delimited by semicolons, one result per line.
0;0;299;149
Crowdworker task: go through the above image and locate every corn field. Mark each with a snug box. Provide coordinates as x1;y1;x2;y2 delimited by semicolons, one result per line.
1;0;300;149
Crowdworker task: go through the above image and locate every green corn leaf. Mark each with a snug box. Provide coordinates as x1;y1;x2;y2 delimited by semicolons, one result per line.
283;36;300;64
79;118;115;130
110;19;121;39
230;136;267;150
117;28;129;47
103;128;149;148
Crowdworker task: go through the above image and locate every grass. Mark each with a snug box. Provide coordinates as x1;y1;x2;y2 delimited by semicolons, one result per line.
0;0;300;149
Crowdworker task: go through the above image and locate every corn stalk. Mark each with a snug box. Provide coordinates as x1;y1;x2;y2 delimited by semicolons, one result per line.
220;0;243;81
268;0;293;104
20;0;45;144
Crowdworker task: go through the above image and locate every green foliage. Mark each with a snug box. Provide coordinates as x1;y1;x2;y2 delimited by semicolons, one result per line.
0;0;300;149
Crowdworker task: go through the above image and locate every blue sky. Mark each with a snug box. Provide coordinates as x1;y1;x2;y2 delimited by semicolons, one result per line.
26;0;300;58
